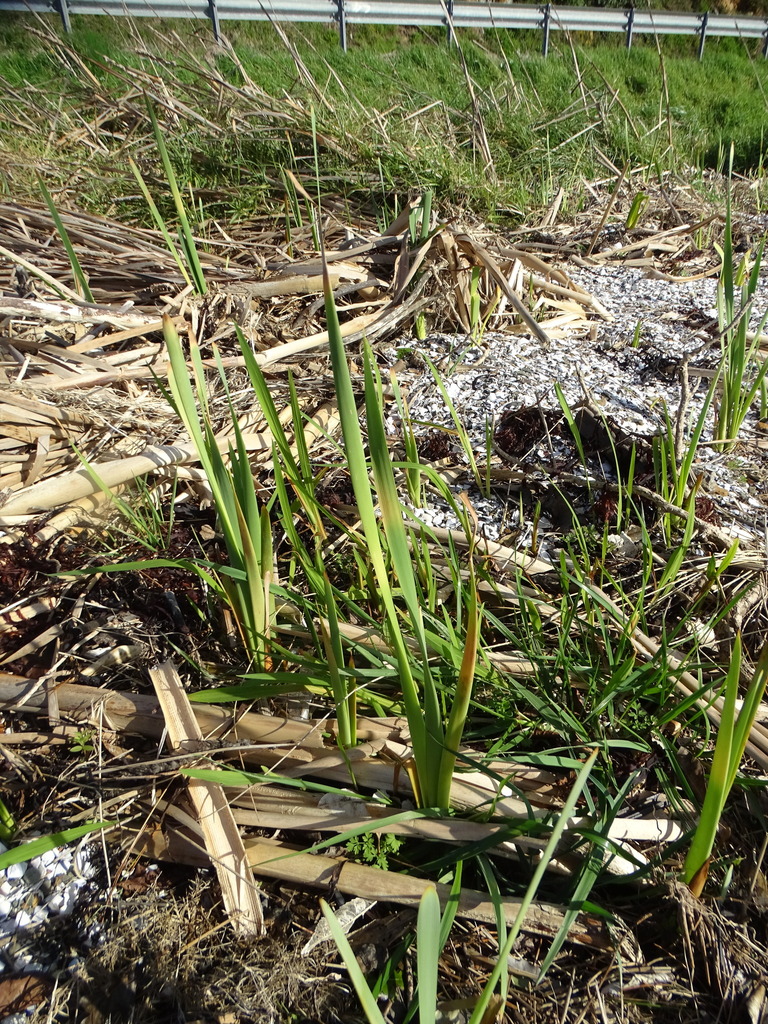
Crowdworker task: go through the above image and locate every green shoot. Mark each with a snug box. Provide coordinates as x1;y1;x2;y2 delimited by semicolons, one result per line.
129;157;194;292
324;864;465;1024
713;145;768;450
0;822;112;871
467;749;599;1023
554;383;590;493
423;354;487;498
653;374;716;544
469;265;482;337
655;480;699;598
362;343;444;805
415;884;440;1024
625;191;648;230
320;566;356;749
320;245;480;806
69;728;95;757
683;637;768;896
72;446;175;551
466;266;500;344
38;175;94;303
319;897;388;1024
439;543;480;794
162;317;274;667
320;884;442;1024
419;191;433;243
143;100;207;295
323;262;430;796
0;796;15;844
409;191;433;245
389;371;425;507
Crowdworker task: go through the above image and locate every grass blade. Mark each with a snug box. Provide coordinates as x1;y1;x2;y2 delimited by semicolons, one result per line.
682;637;741;889
0;822;111;870
38;175;94;302
321;241;430;801
320;899;388;1024
416;885;440;1024
438;552;480;807
468;748;599;1024
128;157;192;290
363;345;444;802
145;99;207;295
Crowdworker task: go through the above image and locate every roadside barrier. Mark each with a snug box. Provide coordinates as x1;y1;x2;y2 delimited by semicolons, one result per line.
2;0;767;59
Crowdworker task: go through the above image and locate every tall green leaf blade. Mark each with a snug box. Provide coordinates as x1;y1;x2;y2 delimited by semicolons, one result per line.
321;248;429;798
128;157;192;289
146;100;207;295
362;346;444;799
468;748;599;1024
416;885;440;1024
728;639;768;793
438;561;479;807
38;176;94;303
321;566;356;748
319;900;388;1024
682;636;741;884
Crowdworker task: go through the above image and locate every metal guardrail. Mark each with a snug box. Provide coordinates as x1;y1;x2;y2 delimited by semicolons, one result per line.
2;0;767;58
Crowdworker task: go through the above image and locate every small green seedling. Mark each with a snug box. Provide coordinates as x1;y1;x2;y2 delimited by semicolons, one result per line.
346;832;403;870
69;729;95;757
625;191;648;230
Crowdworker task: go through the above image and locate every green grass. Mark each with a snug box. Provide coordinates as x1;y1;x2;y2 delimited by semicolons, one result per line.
0;822;112;870
6;12;768;1018
1;16;767;220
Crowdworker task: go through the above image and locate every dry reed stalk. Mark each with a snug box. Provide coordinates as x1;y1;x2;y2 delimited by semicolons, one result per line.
149;660;264;936
133;808;612;949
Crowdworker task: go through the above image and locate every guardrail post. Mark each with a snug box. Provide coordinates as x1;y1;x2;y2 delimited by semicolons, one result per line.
56;0;72;33
763;24;768;57
445;0;455;46
337;0;348;51
698;11;708;61
542;3;551;57
625;5;635;50
207;0;221;41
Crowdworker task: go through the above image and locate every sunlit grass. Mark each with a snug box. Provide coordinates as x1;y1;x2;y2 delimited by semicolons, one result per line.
712;148;768;449
2;21;768;219
683;638;768;895
161;317;275;668
16;19;768;1011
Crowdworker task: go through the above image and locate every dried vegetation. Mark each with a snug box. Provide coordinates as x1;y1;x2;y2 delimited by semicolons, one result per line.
0;18;768;1024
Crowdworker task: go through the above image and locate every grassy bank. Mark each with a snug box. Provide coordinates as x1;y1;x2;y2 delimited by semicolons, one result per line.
0;15;767;222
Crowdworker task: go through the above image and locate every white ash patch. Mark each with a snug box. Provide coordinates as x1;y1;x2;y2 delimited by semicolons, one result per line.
401;330;677;444
405;488;517;543
388;262;768;547
0;839;98;979
569;263;768;363
570;264;722;330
